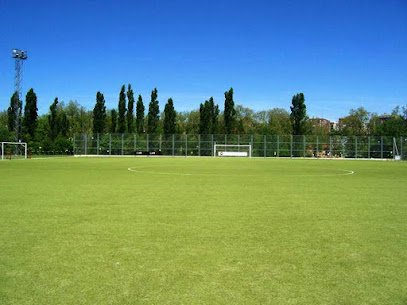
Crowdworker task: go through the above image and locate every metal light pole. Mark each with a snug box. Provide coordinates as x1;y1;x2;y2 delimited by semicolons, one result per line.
11;49;28;141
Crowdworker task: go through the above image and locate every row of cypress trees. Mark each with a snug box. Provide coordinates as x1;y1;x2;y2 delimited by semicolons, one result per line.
4;85;309;144
92;85;176;135
3;86;406;155
91;86;245;136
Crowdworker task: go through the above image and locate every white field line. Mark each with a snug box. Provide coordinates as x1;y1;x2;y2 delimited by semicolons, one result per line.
127;167;252;177
341;170;355;175
1;157;47;161
295;169;355;177
127;167;355;177
76;154;398;161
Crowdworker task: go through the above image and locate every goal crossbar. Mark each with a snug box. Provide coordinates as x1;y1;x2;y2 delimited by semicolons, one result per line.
1;142;28;160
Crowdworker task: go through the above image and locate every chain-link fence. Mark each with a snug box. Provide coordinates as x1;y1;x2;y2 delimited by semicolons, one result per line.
73;134;406;160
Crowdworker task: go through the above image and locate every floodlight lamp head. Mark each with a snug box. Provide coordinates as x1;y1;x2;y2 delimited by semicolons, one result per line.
12;49;28;60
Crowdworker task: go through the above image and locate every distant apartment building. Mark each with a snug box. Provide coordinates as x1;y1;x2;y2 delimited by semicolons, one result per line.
309;118;332;134
378;114;391;124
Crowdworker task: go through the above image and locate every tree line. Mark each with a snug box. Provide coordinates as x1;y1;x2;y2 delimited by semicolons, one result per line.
1;85;406;153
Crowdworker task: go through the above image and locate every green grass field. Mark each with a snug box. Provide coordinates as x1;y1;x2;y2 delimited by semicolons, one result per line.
1;157;406;305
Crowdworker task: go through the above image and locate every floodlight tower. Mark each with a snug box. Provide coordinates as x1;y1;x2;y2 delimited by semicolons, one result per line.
11;49;28;140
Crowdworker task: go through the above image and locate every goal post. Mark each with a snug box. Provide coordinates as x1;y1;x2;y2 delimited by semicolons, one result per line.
1;142;28;160
213;144;252;157
393;137;401;160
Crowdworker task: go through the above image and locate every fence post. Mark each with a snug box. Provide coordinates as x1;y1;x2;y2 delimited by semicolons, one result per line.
73;134;76;155
109;133;111;155
147;134;149;152
172;134;175;156
97;133;100;155
355;136;358;159
290;135;293;157
329;136;332;158
368;136;370;158
277;135;280;157
400;136;403;159
84;134;88;155
381;136;384;159
316;136;319;157
121;134;124;155
211;134;214;156
303;135;306;157
198;134;201;156
185;134;188;157
134;134;137;152
251;135;254;156
159;134;162;152
264;135;267;157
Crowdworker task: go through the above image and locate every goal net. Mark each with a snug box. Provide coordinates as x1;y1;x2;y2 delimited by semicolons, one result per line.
1;142;28;160
214;144;252;157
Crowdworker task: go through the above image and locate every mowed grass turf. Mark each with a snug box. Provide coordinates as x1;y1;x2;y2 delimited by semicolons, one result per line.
0;157;406;305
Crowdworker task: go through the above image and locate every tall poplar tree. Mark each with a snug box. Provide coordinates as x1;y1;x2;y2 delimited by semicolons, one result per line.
224;88;236;134
110;109;118;133
7;92;20;133
117;85;127;133
22;88;38;138
147;88;159;133
48;98;59;140
136;95;145;134
58;110;69;137
163;98;176;134
92;91;106;134
199;97;219;134
209;97;219;134
290;93;307;135
199;101;211;134
126;84;135;133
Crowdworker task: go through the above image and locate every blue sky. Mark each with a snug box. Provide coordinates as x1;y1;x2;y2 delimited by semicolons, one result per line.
0;0;406;121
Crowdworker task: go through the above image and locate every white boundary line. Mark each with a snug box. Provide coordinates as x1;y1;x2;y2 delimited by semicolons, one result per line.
127;167;355;177
127;167;254;177
75;154;401;161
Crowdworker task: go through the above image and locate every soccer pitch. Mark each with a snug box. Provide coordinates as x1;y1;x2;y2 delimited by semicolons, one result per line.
1;157;406;305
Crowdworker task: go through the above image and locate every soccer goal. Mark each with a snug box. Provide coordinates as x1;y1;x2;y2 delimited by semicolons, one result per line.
1;142;28;160
393;137;401;161
214;144;252;157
